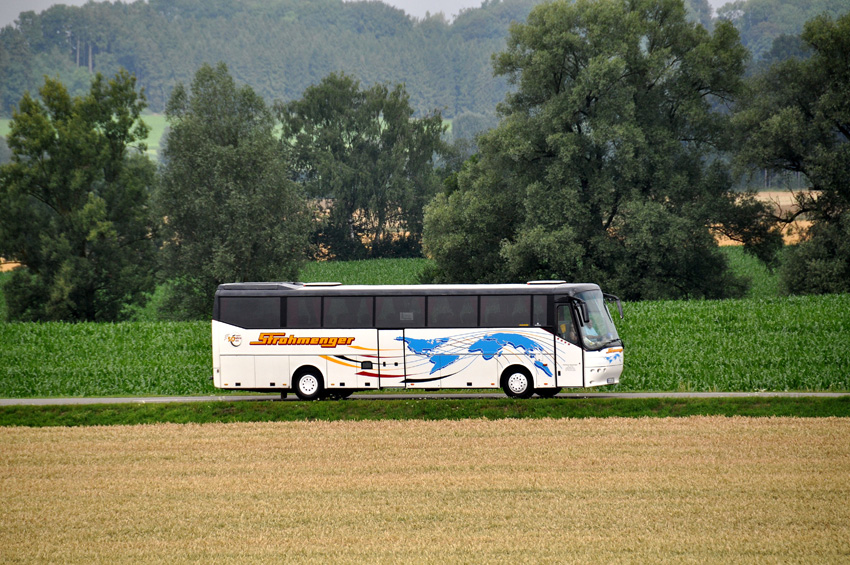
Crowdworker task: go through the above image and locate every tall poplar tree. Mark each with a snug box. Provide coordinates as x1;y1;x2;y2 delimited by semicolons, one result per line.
154;62;309;318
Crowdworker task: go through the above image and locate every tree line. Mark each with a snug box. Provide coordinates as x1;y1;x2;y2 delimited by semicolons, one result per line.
1;0;848;321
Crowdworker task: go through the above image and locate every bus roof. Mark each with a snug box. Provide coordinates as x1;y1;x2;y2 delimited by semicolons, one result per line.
215;281;601;297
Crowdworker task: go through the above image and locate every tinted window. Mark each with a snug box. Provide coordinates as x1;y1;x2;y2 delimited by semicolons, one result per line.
219;297;280;329
480;295;530;327
376;296;426;328
323;296;373;328
286;297;321;328
427;296;477;327
533;295;548;327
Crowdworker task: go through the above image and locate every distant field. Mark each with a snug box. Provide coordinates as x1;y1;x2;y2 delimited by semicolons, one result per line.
2;417;848;563
716;191;811;246
140;112;168;158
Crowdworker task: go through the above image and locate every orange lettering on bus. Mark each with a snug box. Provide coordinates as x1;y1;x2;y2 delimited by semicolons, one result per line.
249;332;355;348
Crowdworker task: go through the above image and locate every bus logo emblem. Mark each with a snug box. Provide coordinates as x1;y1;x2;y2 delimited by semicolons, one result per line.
225;334;242;347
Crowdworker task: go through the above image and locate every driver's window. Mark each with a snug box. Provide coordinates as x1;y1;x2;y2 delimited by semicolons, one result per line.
557;306;579;346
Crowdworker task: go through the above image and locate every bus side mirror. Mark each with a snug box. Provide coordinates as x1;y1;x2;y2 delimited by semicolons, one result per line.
604;293;623;319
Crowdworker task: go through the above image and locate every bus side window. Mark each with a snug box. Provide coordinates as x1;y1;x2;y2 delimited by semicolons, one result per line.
323;297;373;328
219;297;280;329
480;295;530;327
376;296;425;328
458;298;477;327
533;295;548;327
428;296;477;328
286;297;321;328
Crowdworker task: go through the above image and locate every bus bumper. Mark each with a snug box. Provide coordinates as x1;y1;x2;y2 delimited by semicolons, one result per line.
584;347;624;387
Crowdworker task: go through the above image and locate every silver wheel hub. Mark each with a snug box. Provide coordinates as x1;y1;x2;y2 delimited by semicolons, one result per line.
299;375;319;395
507;373;529;394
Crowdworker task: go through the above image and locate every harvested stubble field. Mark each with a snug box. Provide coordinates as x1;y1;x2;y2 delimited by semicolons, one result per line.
2;417;848;563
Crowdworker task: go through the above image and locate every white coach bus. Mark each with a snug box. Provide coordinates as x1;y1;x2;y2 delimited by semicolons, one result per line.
212;281;624;400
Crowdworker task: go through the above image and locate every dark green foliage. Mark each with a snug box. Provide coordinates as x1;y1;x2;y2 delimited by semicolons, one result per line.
279;73;446;260
0;135;10;164
734;12;850;294
781;218;850;294
154;62;310;319
423;0;780;299
0;70;156;321
451;112;498;142
422;155;522;284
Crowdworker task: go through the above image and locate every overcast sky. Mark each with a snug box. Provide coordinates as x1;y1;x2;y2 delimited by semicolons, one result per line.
1;0;729;28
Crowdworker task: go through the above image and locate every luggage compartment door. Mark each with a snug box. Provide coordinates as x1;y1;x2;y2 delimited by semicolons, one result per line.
378;329;405;388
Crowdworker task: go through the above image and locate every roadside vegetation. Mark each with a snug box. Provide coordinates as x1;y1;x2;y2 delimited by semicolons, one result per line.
3;397;850;428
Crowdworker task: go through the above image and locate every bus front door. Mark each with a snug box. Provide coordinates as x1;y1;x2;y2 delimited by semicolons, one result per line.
377;329;406;388
555;305;584;388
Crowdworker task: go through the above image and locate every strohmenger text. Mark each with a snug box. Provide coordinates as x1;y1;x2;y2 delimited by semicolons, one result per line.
249;333;355;348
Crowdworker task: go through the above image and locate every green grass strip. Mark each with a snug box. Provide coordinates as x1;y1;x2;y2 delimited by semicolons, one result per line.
2;397;849;427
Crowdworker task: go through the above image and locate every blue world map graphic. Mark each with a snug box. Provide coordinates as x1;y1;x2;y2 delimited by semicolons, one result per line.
396;333;553;377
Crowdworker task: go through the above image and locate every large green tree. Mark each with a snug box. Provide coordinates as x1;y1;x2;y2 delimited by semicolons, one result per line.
734;12;850;294
279;72;446;260
423;0;780;299
154;62;309;318
0;70;156;321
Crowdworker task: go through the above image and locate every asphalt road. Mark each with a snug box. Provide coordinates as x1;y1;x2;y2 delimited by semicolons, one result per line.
1;391;848;406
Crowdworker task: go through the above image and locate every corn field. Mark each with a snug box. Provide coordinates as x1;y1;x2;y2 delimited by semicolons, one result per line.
1;294;847;398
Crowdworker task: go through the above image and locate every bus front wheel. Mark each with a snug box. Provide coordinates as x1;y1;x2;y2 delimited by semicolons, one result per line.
502;368;534;399
294;370;325;401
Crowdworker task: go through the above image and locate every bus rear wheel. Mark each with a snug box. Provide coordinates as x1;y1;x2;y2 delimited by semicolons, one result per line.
294;370;324;401
502;368;534;399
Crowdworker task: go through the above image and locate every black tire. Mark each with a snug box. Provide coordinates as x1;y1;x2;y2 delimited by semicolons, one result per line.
327;389;354;400
502;367;535;399
536;387;562;398
294;370;324;401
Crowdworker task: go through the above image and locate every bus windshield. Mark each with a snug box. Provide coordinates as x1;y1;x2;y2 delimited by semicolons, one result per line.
576;290;620;350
